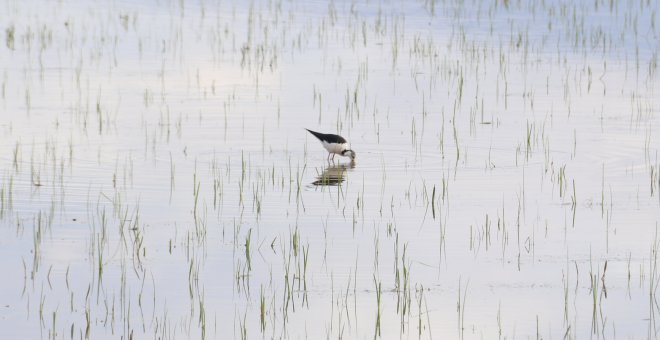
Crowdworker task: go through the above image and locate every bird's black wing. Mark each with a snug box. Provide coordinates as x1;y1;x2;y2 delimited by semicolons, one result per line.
305;129;347;144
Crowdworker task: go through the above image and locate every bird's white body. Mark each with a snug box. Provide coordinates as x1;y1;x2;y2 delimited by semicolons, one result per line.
322;140;349;155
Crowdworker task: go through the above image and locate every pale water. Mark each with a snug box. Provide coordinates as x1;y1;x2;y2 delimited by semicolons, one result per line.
1;0;659;339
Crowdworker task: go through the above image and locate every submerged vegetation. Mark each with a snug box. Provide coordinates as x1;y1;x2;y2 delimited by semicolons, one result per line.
0;0;659;338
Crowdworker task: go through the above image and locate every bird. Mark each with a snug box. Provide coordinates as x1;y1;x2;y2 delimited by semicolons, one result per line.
305;128;356;162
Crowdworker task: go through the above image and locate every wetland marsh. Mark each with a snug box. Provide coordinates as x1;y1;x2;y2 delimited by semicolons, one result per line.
1;0;660;338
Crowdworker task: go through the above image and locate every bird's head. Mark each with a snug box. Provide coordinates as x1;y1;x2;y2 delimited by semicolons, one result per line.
342;149;356;161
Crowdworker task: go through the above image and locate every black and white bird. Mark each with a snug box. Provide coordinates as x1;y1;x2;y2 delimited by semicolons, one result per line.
306;129;356;162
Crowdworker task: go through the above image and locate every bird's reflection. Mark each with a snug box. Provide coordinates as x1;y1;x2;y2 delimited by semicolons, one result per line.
312;162;355;186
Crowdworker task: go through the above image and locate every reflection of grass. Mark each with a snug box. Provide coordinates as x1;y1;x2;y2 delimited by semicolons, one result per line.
373;275;381;338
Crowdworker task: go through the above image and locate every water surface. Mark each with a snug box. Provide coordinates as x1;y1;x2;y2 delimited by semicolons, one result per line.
1;0;659;339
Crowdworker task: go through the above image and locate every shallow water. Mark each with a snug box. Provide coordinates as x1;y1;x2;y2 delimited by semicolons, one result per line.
1;0;659;338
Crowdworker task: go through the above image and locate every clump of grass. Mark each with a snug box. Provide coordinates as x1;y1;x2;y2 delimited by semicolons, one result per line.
5;24;15;50
373;274;382;339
